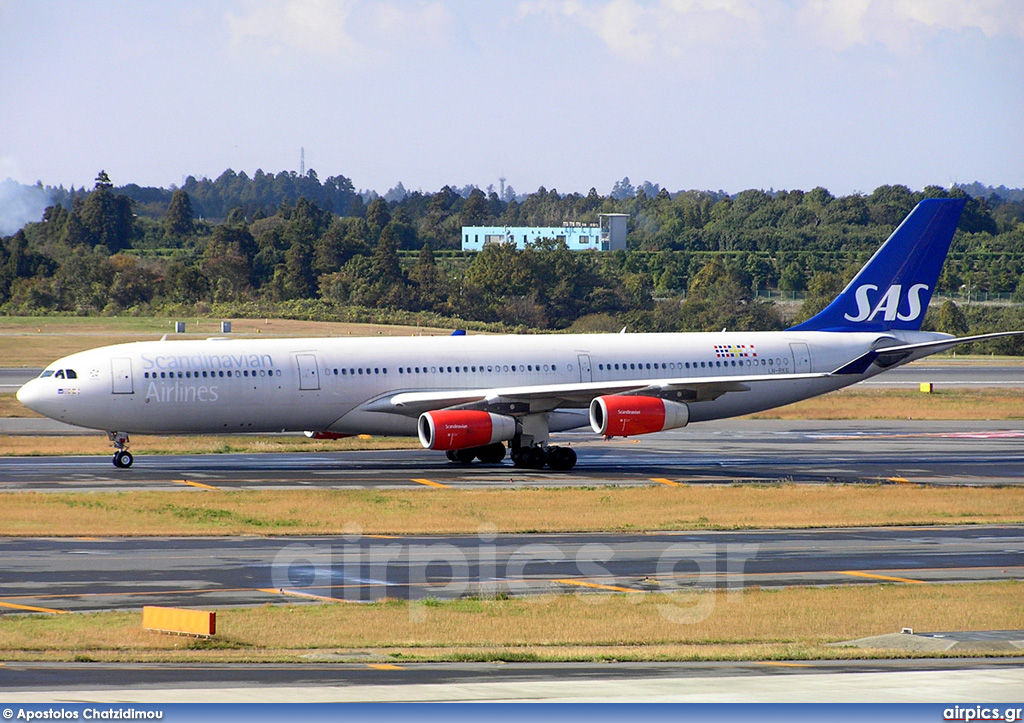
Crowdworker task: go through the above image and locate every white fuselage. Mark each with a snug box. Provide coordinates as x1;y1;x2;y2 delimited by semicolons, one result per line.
16;329;943;437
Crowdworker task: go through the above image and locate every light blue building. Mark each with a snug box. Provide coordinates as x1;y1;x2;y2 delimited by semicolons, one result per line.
462;213;627;252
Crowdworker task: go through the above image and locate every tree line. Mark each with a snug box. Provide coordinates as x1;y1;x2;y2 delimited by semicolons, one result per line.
2;170;1023;353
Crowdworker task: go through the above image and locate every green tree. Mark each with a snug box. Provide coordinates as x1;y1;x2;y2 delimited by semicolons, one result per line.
163;189;195;238
71;172;137;252
460;188;488;225
409;242;448;312
680;257;782;331
794;271;845;324
366;197;391;237
933;299;969;336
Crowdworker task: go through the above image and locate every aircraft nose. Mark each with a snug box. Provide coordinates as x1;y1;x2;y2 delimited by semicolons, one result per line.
16;378;43;413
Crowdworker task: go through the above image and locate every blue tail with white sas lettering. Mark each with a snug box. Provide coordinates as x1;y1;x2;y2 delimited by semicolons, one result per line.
788;198;967;333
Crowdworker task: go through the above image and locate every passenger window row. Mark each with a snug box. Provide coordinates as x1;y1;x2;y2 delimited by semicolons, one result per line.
597;358;787;372
396;364;556;374
321;364;560;376
144;369;280;379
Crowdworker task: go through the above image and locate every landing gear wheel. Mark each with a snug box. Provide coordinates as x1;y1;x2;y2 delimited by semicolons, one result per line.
454;448;476;464
445;450;459;462
546;446;577;471
112;451;134;468
516;446;547;470
475;442;506;464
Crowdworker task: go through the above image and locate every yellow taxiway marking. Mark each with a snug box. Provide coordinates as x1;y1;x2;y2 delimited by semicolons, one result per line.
755;662;813;668
888;477;911;484
257;588;345;603
0;601;68;614
366;664;405;670
411;478;450;489
650;477;682;487
364;534;401;539
554;579;642;594
175;479;219;490
839;570;925;584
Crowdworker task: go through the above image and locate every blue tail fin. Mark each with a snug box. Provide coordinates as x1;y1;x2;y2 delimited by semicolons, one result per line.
789;198;966;332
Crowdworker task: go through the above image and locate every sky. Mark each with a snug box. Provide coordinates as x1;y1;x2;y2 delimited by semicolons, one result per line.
1;0;1023;201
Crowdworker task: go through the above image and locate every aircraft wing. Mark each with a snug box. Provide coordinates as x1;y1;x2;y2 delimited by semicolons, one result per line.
363;371;832;418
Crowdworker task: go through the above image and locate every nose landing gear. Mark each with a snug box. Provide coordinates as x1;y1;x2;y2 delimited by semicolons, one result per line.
108;432;133;468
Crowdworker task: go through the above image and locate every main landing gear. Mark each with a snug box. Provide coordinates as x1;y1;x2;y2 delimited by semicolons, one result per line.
510;444;577;471
444;441;578;470
445;442;507;465
108;432;133;468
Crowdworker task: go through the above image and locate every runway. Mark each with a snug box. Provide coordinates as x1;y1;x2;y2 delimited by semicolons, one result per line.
1;419;1023;490
1;525;1020;613
2;659;1023;702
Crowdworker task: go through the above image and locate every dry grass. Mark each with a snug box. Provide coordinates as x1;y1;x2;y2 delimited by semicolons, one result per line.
1;582;1020;662
0;317;459;367
750;387;1024;420
0;395;42;418
1;486;1022;536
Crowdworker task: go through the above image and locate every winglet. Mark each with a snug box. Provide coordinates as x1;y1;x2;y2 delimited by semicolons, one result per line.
789;198;966;332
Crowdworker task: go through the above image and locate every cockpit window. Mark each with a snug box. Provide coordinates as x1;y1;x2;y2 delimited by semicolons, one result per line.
41;370;55;378
55;370;65;379
66;369;77;379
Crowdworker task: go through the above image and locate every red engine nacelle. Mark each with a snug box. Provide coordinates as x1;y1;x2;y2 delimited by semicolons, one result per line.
418;410;517;451
589;395;689;437
304;431;354;440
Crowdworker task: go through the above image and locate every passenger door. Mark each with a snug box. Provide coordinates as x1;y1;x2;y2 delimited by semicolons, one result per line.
111;357;134;394
296;353;321;391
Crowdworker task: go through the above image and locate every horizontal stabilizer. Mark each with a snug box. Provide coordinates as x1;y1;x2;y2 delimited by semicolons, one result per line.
832;331;1024;375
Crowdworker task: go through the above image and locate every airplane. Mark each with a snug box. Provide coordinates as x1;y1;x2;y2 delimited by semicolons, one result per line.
16;198;1024;471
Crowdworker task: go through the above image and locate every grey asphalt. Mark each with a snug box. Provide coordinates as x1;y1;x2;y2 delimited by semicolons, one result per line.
2;659;1023;702
1;419;1022;489
1;525;1020;613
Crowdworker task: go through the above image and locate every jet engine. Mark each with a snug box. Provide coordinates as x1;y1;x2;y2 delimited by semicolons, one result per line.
304;431;354;440
417;410;517;451
589;395;689;437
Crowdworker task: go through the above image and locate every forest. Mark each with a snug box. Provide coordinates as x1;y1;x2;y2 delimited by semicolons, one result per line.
1;169;1023;353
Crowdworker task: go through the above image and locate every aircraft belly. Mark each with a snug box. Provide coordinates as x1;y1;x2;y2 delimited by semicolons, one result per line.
91;386;353;434
329;409;419;436
686;376;854;423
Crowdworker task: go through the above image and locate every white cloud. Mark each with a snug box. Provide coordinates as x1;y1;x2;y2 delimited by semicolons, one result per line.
799;0;1024;53
225;0;451;62
226;0;357;58
517;0;768;64
519;0;1024;60
371;2;451;45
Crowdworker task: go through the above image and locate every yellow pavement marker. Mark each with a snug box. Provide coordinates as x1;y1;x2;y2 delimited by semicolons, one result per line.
555;579;642;593
0;601;67;614
650;477;682;486
174;479;220;489
839;570;925;584
411;478;450;488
